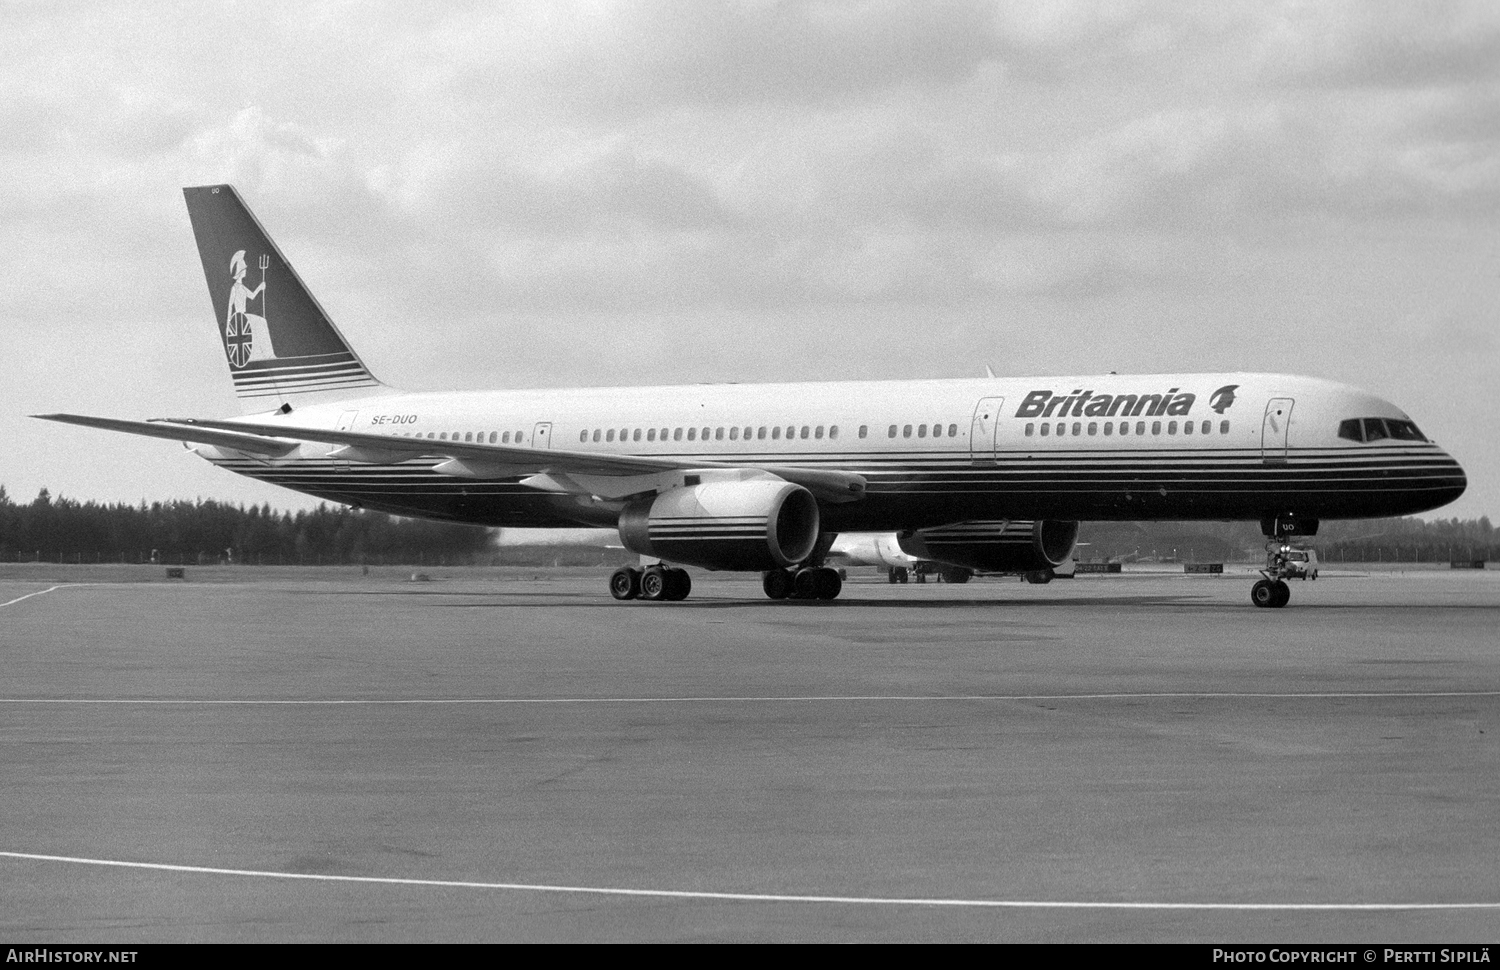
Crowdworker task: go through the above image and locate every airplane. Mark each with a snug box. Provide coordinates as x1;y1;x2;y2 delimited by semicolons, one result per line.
827;528;1066;585
36;185;1467;608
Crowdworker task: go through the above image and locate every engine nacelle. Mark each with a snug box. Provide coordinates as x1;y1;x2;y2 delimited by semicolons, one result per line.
618;479;820;571
897;519;1078;573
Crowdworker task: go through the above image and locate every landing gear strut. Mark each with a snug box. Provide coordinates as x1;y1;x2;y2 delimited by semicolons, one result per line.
610;564;691;602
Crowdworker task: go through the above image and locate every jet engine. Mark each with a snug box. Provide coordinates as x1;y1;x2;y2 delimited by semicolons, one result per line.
618;479;820;571
897;519;1078;572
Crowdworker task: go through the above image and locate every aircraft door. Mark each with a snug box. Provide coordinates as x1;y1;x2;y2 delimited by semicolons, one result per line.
532;422;553;449
333;410;358;473
969;397;1005;464
1261;398;1293;465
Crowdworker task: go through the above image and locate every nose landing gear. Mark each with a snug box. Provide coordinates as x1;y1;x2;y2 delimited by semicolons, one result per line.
1251;516;1319;608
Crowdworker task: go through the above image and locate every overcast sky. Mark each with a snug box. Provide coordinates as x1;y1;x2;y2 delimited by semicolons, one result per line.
4;0;1497;522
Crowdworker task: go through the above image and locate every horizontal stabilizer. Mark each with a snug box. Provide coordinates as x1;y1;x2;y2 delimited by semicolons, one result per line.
34;413;298;457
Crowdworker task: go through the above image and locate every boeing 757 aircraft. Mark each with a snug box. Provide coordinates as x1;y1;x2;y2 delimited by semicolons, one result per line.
37;186;1467;607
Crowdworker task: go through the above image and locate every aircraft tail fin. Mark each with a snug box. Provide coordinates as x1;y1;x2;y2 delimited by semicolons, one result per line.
182;184;386;411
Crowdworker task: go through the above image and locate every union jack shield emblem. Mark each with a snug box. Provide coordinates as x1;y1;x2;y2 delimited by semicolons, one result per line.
224;311;253;367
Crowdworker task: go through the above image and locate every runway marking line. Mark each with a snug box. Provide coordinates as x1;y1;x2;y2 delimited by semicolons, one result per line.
0;691;1498;705
3;851;1496;911
0;584;99;610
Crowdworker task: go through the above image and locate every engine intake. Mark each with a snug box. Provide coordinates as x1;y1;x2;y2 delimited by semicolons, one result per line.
619;479;820;571
897;519;1078;572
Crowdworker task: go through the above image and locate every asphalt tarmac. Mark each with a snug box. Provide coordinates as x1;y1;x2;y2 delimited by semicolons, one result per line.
1;564;1497;942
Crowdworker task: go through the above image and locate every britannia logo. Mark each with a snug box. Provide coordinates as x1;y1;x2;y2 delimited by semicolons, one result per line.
223;250;278;368
1209;384;1239;414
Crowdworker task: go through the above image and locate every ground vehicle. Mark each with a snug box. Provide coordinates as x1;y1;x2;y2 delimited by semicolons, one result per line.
1280;548;1319;580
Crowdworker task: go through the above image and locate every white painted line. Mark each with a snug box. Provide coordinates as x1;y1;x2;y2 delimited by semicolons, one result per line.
3;851;1496;911
0;583;98;610
0;690;1497;706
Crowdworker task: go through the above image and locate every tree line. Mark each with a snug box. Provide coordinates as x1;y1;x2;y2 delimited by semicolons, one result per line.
2;484;1493;566
0;486;495;566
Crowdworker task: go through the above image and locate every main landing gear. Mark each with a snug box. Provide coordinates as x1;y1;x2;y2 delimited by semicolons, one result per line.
610;564;691;602
763;566;843;601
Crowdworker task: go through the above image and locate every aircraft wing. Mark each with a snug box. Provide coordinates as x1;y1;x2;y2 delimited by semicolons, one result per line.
36;413;867;504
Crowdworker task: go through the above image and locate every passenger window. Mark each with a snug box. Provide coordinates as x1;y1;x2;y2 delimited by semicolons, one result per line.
1040;423;1050;436
829;426;839;440
889;425;897;438
758;427;767;440
743;427;752;440
1151;421;1161;435
1219;421;1229;435
772;427;781;440
814;426;824;439
687;428;696;441
1117;422;1127;436
501;432;510;443
673;428;682;441
858;425;867;439
592;429;601;443
648;429;657;442
1104;422;1113;436
1183;421;1193;435
607;429;615;442
917;424;927;438
1072;422;1081;436
1088;422;1097;436
902;424;912;438
730;427;739;440
948;424;958;437
1136;422;1146;435
632;429;642;442
516;431;524;443
787;426;796;440
1167;421;1177;435
489;432;497;443
1025;423;1034;437
716;427;725;440
1201;421;1211;435
1056;423;1066;437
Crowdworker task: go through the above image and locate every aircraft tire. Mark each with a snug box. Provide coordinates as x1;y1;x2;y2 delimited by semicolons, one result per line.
792;568;821;599
939;567;971;584
609;567;640;600
640;566;667;601
763;569;794;600
1271;580;1291;608
664;568;691;601
1024;570;1053;585
815;568;842;600
1251;579;1275;608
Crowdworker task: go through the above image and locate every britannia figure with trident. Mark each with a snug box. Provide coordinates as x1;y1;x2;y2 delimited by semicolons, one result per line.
223;250;278;366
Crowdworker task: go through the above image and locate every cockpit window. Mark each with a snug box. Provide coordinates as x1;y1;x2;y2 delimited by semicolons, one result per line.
1387;419;1426;441
1340;417;1428;443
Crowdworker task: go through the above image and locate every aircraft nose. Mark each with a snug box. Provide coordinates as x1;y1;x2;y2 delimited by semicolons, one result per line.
1438;448;1468;504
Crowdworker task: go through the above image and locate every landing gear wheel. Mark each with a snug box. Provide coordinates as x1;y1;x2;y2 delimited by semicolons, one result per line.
639;566;667;601
815;568;842;600
663;568;691;602
890;567;909;584
763;569;794;600
609;566;640;600
1024;570;1053;585
1251;579;1276;608
1270;580;1291;608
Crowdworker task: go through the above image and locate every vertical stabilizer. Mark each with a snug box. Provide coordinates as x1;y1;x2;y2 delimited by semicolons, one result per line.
183;184;385;410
